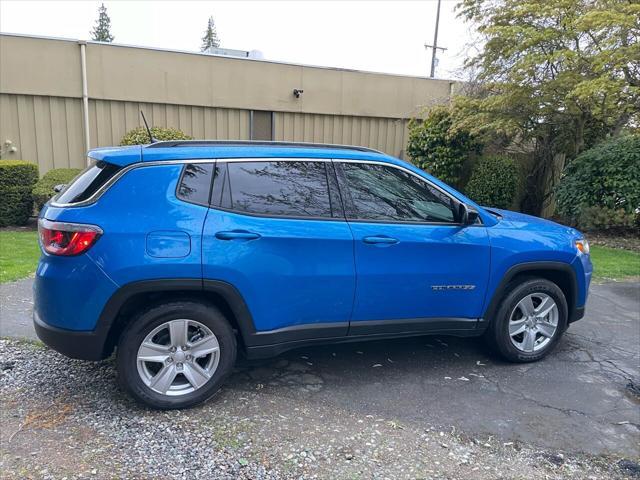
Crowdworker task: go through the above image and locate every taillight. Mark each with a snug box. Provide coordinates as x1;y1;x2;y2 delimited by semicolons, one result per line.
38;219;103;256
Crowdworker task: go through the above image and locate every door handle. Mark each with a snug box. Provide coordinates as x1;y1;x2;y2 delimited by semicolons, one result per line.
215;230;261;241
363;235;399;245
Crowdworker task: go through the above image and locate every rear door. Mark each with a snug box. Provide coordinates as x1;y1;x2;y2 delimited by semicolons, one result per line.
335;160;491;334
202;159;355;336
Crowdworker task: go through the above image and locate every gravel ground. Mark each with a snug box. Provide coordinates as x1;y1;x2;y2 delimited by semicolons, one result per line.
1;339;637;480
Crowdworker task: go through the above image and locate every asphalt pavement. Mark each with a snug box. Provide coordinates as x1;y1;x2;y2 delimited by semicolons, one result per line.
1;278;638;457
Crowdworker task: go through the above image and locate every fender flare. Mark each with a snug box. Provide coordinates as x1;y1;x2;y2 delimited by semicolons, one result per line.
480;261;579;326
96;278;258;355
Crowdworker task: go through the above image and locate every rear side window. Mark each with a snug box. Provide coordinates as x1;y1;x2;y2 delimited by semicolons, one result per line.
225;161;334;218
177;163;214;206
340;162;456;223
55;160;122;205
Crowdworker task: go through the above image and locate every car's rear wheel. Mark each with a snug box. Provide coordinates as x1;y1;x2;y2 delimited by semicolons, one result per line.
116;301;236;409
485;278;568;362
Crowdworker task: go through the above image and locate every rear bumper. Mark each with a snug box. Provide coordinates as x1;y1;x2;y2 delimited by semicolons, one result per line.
33;310;108;361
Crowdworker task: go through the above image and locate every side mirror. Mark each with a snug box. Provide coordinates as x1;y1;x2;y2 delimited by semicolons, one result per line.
458;203;480;225
53;184;66;193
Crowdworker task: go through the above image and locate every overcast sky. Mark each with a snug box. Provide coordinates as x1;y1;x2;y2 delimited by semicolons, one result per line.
0;1;476;79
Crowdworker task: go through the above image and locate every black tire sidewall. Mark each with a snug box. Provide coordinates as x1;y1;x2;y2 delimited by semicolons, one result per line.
116;301;236;409
491;279;568;362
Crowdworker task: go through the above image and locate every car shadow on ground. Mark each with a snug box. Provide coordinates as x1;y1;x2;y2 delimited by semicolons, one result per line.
232;334;496;392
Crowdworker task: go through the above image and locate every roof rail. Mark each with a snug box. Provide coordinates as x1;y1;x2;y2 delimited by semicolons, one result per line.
145;140;385;154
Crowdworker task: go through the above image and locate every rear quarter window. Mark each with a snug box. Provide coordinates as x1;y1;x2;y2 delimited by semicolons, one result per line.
176;163;215;206
55;160;122;205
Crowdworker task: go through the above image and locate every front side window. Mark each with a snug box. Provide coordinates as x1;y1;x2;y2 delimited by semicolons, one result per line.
226;161;334;218
55;160;122;205
340;162;456;223
177;163;214;205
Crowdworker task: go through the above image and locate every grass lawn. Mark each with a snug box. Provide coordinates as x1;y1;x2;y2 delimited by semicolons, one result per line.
0;230;40;283
0;230;638;284
590;245;640;281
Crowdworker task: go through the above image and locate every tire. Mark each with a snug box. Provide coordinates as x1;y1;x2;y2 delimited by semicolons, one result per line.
485;277;568;363
116;301;237;409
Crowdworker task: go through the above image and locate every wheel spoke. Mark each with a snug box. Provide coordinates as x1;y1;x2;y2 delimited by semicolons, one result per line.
522;329;537;352
189;335;219;358
537;321;556;338
518;295;535;316
533;295;550;313
183;362;211;389
509;319;527;336
536;299;556;319
149;364;177;394
138;342;171;363
169;320;189;347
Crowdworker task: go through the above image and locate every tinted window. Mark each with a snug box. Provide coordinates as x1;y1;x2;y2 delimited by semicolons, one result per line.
227;161;333;217
55;160;122;204
177;163;214;205
341;163;456;223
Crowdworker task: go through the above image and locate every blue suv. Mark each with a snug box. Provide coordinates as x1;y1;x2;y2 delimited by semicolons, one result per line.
34;141;592;409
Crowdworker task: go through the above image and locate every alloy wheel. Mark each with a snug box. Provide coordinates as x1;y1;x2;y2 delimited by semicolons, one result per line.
136;319;220;396
508;293;559;353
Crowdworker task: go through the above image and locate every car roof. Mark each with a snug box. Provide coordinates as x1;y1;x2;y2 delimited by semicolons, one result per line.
86;140;497;226
87;141;399;167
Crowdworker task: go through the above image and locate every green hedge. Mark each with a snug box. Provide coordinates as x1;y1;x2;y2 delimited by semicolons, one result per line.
120;126;192;145
407;106;480;189
575;206;638;232
0;161;39;227
465;155;519;209
556;135;640;230
33;168;82;212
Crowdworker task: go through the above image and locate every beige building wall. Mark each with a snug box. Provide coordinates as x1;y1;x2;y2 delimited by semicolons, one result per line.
0;33;453;173
0;93;85;171
274;112;408;157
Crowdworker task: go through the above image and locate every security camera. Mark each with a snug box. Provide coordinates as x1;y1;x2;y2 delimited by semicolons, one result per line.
293;88;304;98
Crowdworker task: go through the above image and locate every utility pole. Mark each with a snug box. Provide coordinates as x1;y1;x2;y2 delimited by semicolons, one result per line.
424;0;446;78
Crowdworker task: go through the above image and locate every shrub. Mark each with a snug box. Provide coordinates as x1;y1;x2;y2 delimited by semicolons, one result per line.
465;155;519;209
120;126;192;146
407;105;480;188
33;168;82;212
0;161;39;227
576;206;638;232
556;135;640;230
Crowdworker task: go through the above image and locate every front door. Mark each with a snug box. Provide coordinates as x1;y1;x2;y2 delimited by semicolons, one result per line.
334;161;490;334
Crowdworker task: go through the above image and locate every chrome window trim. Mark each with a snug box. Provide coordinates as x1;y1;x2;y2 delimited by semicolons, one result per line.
50;158;335;208
48;156;466;214
49;159;216;208
216;158;332;163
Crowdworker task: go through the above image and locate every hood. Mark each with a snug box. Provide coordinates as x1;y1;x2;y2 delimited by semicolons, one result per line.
488;208;582;237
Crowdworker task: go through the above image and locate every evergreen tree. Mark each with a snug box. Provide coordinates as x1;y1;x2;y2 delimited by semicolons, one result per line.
200;16;221;52
91;3;114;43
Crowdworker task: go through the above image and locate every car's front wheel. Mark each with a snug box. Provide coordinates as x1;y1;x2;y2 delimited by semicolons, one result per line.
485;278;568;362
116;301;237;409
